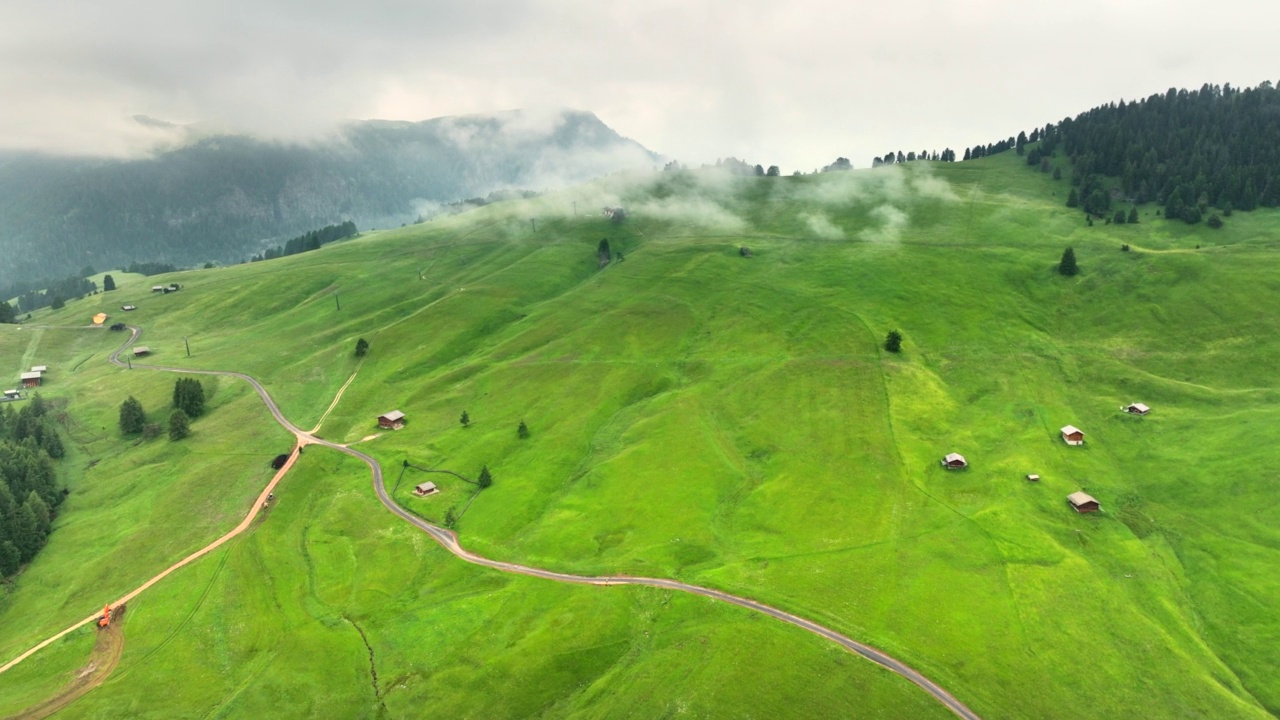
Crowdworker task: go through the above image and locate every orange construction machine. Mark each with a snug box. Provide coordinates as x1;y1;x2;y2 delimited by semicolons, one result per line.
97;604;111;628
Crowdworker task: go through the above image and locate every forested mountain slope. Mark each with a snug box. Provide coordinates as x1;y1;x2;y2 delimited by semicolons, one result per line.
0;109;659;286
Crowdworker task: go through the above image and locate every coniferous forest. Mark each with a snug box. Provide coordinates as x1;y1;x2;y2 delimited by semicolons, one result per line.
0;396;66;578
959;81;1280;218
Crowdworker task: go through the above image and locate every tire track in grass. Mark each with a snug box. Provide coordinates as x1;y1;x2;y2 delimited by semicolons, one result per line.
2;325;983;720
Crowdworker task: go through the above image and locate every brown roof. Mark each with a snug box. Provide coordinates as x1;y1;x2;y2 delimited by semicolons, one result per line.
1067;491;1099;507
415;482;437;493
379;410;405;422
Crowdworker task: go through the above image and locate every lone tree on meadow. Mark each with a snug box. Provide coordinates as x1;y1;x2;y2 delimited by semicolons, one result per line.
119;396;145;435
518;420;530;439
173;378;205;417
354;338;369;357
103;274;116;292
460;410;471;428
1059;247;1079;276
477;466;493;489
884;330;903;353
1127;206;1139;224
168;409;191;441
597;238;612;267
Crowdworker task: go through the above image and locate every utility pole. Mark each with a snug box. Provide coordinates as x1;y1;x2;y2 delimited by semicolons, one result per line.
127;356;132;370
530;218;537;233
335;293;341;311
184;336;191;357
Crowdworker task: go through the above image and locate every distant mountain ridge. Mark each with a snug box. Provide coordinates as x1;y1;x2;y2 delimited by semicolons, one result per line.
0;109;661;286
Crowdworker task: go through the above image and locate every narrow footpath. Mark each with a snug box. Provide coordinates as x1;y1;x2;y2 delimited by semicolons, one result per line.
1;326;981;720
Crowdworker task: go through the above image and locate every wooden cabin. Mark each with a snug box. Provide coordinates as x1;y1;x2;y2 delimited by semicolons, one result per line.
413;482;439;497
1123;403;1150;415
1067;491;1100;513
941;453;968;470
1060;425;1085;446
1026;474;1040;482
132;346;151;357
20;371;41;388
30;366;47;373
377;410;405;429
122;304;137;311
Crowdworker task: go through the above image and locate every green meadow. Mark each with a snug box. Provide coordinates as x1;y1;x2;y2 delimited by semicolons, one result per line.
2;150;1279;718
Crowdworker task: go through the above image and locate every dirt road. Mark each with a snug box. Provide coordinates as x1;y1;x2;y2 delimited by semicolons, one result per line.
1;326;980;720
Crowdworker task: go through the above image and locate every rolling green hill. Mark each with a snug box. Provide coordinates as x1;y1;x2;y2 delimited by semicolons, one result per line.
1;149;1278;719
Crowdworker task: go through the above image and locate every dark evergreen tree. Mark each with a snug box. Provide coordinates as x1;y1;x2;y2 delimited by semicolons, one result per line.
119;396;145;434
1207;214;1224;228
0;301;14;324
1114;210;1127;224
1059;247;1079;276
0;541;19;577
169;409;191;440
103;274;116;291
460;410;470;428
884;330;903;353
477;466;493;489
173;378;206;418
355;338;369;357
1066;188;1079;208
518;420;530;439
1127;207;1139;224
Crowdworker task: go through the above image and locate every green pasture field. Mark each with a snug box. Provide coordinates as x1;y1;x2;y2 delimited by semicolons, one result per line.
1;149;1279;718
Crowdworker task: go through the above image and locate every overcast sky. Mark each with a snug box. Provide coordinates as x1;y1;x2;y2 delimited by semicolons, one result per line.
3;0;1278;170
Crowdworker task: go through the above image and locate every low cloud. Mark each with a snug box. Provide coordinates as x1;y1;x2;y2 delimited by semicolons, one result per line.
859;204;909;243
801;212;843;239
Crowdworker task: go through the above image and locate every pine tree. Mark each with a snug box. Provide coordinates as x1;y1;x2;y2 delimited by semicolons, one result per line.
1128;207;1139;224
169;409;191;440
0;541;19;577
355;338;369;357
477;466;493;489
12;503;41;561
884;330;903;353
1114;210;1126;224
1059;247;1079;276
1066;188;1079;208
460;410;470;428
517;420;530;439
173;378;205;417
103;274;116;291
119;396;145;434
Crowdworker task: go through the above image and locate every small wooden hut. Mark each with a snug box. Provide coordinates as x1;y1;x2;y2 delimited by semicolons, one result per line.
1067;492;1100;513
1060;425;1085;446
378;410;405;430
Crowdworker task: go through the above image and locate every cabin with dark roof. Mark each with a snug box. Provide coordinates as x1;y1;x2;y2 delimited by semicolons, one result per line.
1060;425;1084;446
378;410;405;429
941;453;968;470
1123;403;1150;415
1067;492;1100;513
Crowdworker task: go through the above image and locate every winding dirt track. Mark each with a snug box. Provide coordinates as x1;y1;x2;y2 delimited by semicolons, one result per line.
1;326;980;720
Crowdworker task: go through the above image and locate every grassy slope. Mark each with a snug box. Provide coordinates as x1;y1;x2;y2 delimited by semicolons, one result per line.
1;153;1278;718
